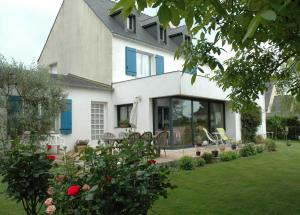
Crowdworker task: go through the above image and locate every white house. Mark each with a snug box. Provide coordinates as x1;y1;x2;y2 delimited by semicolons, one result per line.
38;0;266;150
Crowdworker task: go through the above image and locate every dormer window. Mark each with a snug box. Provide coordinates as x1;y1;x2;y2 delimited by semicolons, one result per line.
185;35;191;43
159;26;167;44
127;15;136;32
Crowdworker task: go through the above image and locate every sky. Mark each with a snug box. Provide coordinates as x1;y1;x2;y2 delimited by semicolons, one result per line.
0;0;159;65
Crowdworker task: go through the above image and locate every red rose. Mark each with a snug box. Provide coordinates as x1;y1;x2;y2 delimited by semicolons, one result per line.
106;176;113;183
147;159;156;165
47;155;56;161
67;185;81;196
47;145;53;150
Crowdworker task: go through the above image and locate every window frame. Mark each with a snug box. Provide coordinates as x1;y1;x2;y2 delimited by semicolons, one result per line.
136;50;152;77
117;104;133;127
159;26;167;44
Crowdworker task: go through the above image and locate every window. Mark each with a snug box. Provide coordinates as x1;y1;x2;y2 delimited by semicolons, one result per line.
91;102;105;140
49;63;57;74
136;52;151;77
185;35;191;43
159;26;167;43
117;104;133;127
127;15;136;32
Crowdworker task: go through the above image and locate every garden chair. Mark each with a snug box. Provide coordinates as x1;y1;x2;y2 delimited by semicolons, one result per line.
155;131;169;157
202;127;219;145
141;132;153;145
102;132;116;146
128;132;141;142
118;132;128;139
216;128;233;145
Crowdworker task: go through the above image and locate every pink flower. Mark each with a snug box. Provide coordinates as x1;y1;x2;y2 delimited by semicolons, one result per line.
46;205;56;214
44;198;53;206
82;184;90;192
47;187;54;196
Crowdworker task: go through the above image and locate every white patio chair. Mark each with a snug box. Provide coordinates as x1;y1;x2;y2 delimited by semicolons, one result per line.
202;128;219;145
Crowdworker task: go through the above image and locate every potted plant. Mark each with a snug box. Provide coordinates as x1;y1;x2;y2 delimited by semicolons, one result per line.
219;144;226;152
119;119;130;128
231;143;237;150
211;150;219;157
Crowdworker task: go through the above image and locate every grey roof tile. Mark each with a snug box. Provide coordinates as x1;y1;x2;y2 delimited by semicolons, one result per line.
84;0;183;52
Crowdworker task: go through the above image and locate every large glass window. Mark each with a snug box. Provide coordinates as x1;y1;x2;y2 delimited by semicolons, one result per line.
172;99;192;146
210;102;225;132
136;52;151;77
154;98;170;132
193;101;209;145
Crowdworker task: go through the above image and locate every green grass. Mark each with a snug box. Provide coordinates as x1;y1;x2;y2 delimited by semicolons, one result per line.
150;141;300;215
1;141;300;215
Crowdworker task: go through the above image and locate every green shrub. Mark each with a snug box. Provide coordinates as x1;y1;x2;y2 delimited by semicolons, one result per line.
50;140;174;215
267;116;300;140
240;143;257;157
255;135;266;144
287;142;292;147
178;156;195;170
202;152;213;164
220;151;239;161
255;145;265;153
194;157;206;167
241;105;262;142
265;139;277;151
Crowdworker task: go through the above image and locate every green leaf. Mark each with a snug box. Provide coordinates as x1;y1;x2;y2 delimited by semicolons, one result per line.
259;9;277;21
157;4;171;26
136;0;147;12
170;7;181;26
185;8;194;29
242;15;261;43
191;74;197;85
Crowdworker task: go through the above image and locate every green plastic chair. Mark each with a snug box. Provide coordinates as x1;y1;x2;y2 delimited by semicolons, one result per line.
216;128;233;144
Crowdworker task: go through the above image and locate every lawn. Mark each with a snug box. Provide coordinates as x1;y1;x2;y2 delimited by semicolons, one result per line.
150;141;300;215
1;141;300;215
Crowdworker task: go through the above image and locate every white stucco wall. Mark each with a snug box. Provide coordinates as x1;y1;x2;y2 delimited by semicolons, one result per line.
60;87;113;150
257;94;267;136
112;36;185;83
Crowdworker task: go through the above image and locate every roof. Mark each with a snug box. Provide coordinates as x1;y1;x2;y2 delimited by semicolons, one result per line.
84;0;183;52
51;73;113;91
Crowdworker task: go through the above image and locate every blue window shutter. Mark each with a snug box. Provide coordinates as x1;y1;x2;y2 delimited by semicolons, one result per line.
155;55;164;75
125;47;137;76
60;99;72;135
8;96;21;113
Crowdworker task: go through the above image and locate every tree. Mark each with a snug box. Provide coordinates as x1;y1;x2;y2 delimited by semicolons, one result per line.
0;55;66;139
111;0;300;110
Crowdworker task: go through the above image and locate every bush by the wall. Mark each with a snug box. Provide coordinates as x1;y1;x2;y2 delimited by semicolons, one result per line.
255;135;266;144
178;156;195;170
202;152;213;164
241;104;262;142
265;139;277;151
194;157;206;167
255;145;265;153
240;143;257;157
220;151;239;161
267;116;300;140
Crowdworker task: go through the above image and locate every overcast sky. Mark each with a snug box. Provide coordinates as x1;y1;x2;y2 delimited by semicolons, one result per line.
0;0;160;65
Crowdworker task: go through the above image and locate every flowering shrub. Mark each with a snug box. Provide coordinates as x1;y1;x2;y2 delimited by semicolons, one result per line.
0;141;54;215
49;140;174;215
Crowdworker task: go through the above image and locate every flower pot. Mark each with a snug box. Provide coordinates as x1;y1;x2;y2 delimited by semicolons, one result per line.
231;145;237;150
196;151;201;156
211;150;219;157
119;123;130;128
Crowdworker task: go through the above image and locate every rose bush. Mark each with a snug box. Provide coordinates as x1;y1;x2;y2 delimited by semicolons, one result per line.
49;140;175;215
0;140;54;215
